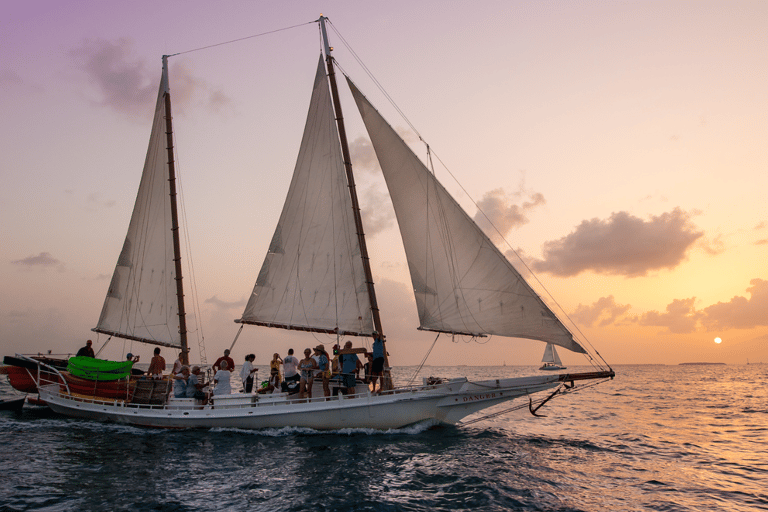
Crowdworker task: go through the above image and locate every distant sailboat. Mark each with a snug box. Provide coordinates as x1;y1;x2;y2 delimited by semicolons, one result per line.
540;343;566;371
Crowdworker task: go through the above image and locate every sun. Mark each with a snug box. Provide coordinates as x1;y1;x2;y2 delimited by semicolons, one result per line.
714;337;722;344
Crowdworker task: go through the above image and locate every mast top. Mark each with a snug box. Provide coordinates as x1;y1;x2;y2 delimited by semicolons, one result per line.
318;15;332;60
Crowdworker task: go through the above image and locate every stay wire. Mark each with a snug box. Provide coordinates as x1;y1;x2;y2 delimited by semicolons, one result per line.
166;22;314;57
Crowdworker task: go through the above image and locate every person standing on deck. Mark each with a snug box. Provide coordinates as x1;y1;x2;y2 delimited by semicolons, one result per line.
370;333;386;394
240;354;257;393
314;345;331;397
298;349;318;399
283;349;300;385
212;349;235;373
339;341;363;395
171;352;184;376
147;347;166;380
76;340;95;358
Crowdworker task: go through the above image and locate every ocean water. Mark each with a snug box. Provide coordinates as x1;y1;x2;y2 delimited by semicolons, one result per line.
1;364;766;512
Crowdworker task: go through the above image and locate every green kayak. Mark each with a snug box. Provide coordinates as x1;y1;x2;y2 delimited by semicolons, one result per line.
67;356;133;381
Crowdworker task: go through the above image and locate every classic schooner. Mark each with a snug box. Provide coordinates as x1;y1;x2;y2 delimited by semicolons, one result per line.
31;16;613;429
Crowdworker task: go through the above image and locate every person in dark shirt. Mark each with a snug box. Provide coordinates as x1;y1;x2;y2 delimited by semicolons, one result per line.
76;340;95;358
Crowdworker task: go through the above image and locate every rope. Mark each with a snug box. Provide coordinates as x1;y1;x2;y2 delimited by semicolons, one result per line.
406;333;441;387
166;22;314;57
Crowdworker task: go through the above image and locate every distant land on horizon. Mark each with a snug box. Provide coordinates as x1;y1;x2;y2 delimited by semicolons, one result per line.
678;362;727;366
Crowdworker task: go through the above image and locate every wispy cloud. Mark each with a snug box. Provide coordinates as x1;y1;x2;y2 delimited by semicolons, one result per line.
12;252;64;272
360;185;396;237
571;295;632;327
473;187;545;243
532;208;703;277
205;295;246;310
69;38;229;118
349;128;421;175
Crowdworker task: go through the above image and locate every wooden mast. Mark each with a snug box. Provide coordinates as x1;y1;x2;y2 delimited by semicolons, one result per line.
317;16;390;370
162;55;189;366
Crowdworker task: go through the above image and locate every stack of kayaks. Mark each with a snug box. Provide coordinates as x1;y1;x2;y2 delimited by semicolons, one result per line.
67;357;133;381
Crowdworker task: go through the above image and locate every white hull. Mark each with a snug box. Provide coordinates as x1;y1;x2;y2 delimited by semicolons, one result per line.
38;375;565;430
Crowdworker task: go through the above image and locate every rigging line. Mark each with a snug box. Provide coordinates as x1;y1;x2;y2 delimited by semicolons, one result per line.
166;22;314;57
328;22;424;143
406;333;441;387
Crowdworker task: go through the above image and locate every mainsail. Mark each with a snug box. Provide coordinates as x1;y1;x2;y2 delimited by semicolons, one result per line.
93;60;183;348
541;343;563;365
238;57;374;336
348;79;585;353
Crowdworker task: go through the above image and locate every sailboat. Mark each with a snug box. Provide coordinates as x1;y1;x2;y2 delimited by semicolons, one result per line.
33;17;613;430
539;343;566;371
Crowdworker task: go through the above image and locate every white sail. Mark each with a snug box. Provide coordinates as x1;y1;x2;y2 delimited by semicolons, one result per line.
239;57;374;336
93;62;182;348
541;343;563;365
348;79;585;353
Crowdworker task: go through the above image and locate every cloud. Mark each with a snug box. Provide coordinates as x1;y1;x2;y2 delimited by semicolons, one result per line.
698;234;725;255
349;128;421;175
87;192;116;209
349;136;379;173
638;297;702;334
205;295;247;310
473;187;545;243
70;38;228;117
701;279;768;331
571;295;631;327
755;239;768;246
532;208;703;277
360;185;396;237
12;252;64;271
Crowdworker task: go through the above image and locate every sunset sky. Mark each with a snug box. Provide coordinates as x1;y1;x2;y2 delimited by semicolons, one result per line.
2;1;766;368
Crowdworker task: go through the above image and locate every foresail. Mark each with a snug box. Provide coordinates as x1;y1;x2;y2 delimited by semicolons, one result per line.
348;79;585;353
93;64;182;349
552;345;563;365
238;57;374;336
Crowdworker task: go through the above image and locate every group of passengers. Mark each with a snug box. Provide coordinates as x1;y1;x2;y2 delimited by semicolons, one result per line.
113;333;387;402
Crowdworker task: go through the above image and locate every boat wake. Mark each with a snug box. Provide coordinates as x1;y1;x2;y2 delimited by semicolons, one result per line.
210;421;435;437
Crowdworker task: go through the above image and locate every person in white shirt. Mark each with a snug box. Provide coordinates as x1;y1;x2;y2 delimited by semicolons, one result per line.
283;348;300;385
213;360;232;396
240;354;257;393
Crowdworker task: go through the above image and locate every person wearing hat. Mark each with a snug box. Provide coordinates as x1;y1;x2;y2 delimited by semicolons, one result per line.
76;340;95;358
313;344;331;397
126;352;143;376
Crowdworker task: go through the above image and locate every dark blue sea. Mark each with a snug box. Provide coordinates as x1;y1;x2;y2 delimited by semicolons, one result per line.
1;364;766;511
